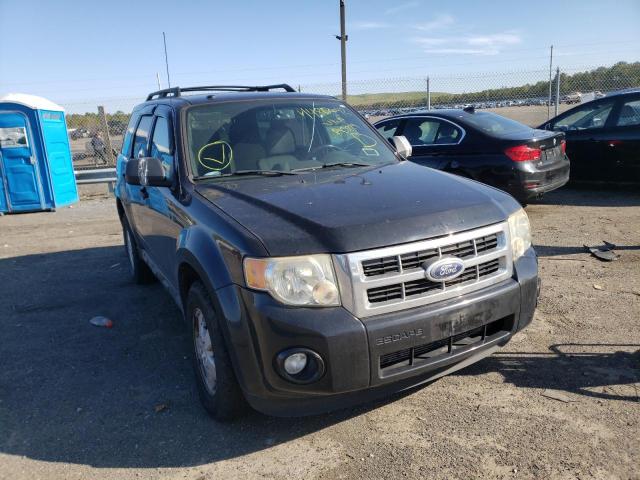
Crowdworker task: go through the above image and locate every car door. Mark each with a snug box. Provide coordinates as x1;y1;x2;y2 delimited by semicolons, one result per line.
397;117;465;170
0;111;44;211
127;114;154;240
608;97;640;182
547;99;617;181
141;109;183;285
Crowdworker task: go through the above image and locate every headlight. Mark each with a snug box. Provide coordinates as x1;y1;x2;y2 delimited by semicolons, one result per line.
244;254;340;306
507;208;532;260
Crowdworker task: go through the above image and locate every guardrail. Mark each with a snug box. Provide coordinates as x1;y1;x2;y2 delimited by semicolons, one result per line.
74;167;116;185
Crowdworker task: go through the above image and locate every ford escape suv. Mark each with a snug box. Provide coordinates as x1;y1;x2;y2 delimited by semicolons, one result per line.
115;84;539;420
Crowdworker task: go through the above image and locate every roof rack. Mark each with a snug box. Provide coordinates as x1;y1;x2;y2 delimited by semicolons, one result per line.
145;84;296;101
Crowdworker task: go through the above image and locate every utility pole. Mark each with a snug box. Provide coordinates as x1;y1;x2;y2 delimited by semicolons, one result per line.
337;0;348;101
555;67;561;117
547;44;553;120
163;32;171;88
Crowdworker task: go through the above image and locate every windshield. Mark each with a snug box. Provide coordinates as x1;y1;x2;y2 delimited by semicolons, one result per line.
462;111;533;137
186;99;397;178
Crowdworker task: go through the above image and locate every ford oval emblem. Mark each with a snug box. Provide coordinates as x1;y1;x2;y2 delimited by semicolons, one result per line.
423;257;465;282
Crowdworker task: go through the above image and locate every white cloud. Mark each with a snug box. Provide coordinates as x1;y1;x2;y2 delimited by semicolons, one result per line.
385;1;420;15
413;14;454;32
351;21;390;30
413;37;449;46
467;33;521;46
411;31;522;55
423;48;500;56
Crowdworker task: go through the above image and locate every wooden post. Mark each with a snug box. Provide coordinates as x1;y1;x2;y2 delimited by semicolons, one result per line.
97;106;115;166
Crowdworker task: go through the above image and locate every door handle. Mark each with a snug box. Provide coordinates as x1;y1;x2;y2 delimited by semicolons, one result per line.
141;186;149;199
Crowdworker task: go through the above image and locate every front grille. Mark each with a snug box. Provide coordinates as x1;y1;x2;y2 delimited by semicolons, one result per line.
364;233;498;278
367;258;501;304
362;256;400;276
334;222;512;318
379;315;513;372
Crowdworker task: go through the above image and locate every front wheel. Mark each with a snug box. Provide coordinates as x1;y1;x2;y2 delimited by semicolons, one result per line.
187;281;247;420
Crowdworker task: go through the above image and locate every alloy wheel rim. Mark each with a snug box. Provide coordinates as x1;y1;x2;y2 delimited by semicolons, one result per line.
194;308;217;395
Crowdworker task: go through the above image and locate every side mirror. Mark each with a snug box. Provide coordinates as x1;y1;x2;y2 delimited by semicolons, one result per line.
125;157;172;187
390;135;412;158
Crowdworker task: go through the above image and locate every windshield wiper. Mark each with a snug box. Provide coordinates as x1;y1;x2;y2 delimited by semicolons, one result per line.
292;162;371;172
194;169;299;180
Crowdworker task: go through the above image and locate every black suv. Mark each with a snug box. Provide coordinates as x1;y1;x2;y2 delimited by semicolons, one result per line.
115;85;539;419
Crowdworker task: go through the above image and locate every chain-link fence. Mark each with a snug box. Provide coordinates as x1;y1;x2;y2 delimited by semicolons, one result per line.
62;62;640;169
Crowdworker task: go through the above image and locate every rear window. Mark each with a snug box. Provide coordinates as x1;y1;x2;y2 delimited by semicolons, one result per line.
462;112;533;136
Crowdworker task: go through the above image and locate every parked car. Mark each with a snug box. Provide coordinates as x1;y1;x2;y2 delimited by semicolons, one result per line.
539;90;640;183
563;92;582;104
69;127;89;140
374;108;570;203
115;84;539;420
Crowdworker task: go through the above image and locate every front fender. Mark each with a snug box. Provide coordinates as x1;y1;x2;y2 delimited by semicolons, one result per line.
175;233;268;398
175;227;233;292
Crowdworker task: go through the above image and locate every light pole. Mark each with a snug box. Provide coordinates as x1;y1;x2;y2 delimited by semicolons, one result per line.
336;0;348;101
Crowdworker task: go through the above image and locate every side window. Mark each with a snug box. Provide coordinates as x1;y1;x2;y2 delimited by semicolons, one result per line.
376;119;400;141
402;118;440;145
150;116;174;181
121;114;138;156
131;115;153;158
434;121;463;144
615;99;640;127
553;101;615;131
151;117;172;157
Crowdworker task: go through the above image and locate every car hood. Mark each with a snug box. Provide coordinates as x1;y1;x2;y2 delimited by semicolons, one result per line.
195;162;519;256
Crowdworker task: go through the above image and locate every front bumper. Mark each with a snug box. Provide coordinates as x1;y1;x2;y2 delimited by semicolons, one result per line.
217;249;538;416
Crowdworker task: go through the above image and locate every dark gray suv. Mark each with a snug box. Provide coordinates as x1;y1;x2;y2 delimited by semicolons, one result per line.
115;84;539;419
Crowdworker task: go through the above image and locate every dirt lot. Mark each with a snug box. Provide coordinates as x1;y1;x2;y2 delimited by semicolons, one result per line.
0;187;638;480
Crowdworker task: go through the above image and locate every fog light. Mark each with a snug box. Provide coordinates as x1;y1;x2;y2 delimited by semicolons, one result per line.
275;348;325;384
283;352;308;375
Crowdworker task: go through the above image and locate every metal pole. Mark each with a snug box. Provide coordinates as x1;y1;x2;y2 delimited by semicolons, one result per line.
547;45;553;119
339;0;347;101
163;32;171;88
554;67;560;117
97;106;115;166
426;76;431;110
156;72;161;90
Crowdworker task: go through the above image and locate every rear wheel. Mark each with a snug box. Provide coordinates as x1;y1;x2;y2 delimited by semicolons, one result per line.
187;281;246;420
122;219;155;284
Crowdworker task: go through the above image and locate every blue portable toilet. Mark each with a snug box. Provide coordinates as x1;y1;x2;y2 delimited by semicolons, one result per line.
0;93;78;213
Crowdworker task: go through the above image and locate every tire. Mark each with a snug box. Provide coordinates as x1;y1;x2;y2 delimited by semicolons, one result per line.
122;218;155;284
187;281;247;421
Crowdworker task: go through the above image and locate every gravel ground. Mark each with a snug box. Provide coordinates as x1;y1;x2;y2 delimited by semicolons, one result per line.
0;187;638;480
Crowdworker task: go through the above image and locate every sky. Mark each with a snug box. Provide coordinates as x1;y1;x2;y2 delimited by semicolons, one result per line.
1;0;639;113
